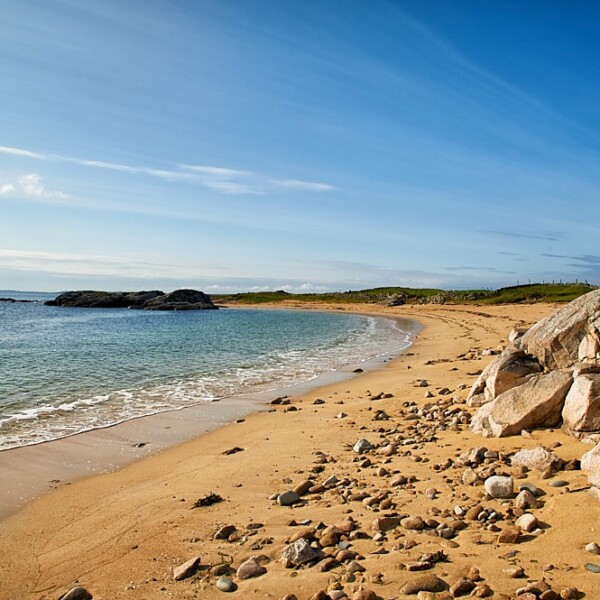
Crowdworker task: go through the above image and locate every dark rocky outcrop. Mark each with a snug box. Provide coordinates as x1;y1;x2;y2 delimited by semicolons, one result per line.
45;289;217;311
142;289;217;311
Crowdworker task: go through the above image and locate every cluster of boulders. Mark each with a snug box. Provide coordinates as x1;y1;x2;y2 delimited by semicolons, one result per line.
45;289;218;311
467;289;600;500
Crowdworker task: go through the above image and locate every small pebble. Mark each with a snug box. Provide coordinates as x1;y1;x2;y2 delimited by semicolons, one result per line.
216;577;236;592
585;542;600;554
549;480;568;488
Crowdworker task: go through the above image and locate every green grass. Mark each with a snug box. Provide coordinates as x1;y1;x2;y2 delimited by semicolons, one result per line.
213;283;597;306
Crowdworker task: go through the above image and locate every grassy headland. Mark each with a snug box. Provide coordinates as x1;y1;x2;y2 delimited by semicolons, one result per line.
215;282;597;306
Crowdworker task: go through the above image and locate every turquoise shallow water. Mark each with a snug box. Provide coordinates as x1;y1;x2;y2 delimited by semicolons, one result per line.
0;292;411;449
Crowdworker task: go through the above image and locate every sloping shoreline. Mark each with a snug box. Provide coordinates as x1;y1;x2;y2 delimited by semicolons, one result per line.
1;302;598;599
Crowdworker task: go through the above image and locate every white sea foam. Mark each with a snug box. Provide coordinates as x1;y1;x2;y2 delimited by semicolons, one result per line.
0;308;413;449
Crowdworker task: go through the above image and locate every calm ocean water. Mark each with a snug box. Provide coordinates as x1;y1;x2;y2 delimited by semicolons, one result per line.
0;291;412;450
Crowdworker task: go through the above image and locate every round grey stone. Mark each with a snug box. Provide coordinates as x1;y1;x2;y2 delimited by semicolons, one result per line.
216;576;236;592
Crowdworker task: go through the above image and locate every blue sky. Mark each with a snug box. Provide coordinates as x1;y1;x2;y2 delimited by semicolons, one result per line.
1;0;599;293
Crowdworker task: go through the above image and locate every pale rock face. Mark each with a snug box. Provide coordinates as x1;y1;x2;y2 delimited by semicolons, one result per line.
581;443;600;500
508;327;529;343
517;289;600;370
562;374;600;434
581;443;600;472
467;348;542;407
511;447;561;472
470;370;573;437
579;333;600;362
469;402;494;437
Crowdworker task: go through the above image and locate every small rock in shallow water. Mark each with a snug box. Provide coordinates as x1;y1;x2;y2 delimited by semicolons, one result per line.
216;577;236;592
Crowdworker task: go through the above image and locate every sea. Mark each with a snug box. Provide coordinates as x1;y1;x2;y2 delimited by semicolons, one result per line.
0;291;414;451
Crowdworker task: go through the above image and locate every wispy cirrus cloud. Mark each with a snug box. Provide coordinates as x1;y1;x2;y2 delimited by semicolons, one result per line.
0;144;336;195
0;146;44;159
543;253;600;265
480;230;566;242
272;179;336;192
0;248;227;279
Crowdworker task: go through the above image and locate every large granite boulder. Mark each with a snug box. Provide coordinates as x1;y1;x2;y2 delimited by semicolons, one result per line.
45;289;218;311
470;289;600;441
581;444;600;502
516;289;600;369
469;289;600;503
470;370;573;437
467;348;542;407
562;373;600;436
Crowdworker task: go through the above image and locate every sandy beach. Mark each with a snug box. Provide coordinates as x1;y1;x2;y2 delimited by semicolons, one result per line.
1;302;598;600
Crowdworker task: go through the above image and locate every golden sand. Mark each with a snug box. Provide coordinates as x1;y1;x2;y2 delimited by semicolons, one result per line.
1;302;598;600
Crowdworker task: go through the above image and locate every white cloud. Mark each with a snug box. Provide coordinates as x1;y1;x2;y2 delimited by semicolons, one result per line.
180;164;336;195
19;173;69;200
0;248;228;279
182;165;250;178
0;183;15;195
180;164;260;194
0;145;44;159
77;159;138;173
1;144;336;196
272;179;336;192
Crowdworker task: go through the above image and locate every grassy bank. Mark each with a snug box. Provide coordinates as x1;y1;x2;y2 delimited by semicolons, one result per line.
215;282;597;306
